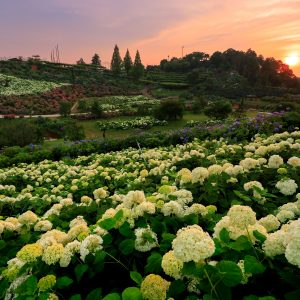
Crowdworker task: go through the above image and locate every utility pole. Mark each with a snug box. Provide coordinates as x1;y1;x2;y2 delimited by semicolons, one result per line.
181;46;184;58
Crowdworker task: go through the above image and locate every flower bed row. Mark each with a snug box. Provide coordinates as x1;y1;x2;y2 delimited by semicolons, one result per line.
0;74;67;96
97;116;168;130
0;131;299;299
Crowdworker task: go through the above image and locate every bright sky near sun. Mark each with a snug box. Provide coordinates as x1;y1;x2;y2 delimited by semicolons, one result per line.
0;0;300;75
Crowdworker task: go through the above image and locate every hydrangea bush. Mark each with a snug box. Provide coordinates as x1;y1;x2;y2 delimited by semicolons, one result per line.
0;131;299;299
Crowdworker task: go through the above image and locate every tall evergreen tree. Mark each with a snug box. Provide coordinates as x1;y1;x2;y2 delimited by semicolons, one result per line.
123;49;133;75
91;53;101;66
132;50;144;79
111;45;122;75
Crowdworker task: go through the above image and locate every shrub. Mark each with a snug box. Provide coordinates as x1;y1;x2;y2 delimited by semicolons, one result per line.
90;100;103;118
154;99;184;120
204;100;232;119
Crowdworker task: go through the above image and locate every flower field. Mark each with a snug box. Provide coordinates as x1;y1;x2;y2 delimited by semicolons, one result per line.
0;74;67;97
0;131;300;299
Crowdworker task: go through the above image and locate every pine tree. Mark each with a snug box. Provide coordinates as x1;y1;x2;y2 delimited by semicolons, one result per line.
91;53;101;66
123;49;133;75
111;45;122;75
132;50;144;79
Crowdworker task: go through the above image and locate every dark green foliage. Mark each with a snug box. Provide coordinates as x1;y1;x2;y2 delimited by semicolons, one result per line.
159;48;299;90
192;96;208;113
111;45;122;76
153;99;183;120
123;49;133;75
63;120;85;141
78;100;87;112
132;50;144;79
91;53;101;66
0;119;41;147
90;100;103;118
59;101;72;117
204;100;233;119
76;58;86;65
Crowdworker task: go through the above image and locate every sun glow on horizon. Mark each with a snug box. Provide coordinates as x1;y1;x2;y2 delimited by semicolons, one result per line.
284;53;299;66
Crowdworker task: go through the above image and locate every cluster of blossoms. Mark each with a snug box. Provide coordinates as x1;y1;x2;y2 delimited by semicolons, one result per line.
214;205;267;243
140;274;170;300
172;225;215;262
263;218;300;268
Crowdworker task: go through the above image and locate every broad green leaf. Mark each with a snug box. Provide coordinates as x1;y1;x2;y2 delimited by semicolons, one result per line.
119;222;134;238
114;209;124;222
145;252;162;274
122;287;142;300
86;288;102;300
242;296;258;300
94;251;106;272
203;295;217;300
233;190;251;202
253;230;267;243
182;261;198;277
102;293;121;300
168;280;186;298
75;264;89;282
56;276;73;289
219;228;230;244
217;260;243;287
244;255;265;274
284;289;300;300
183;213;198;225
69;295;81;300
186;296;202;300
159;233;175;252
98;218;116;231
228;236;252;251
16;275;37;295
130;271;143;285
119;239;135;255
0;240;6;250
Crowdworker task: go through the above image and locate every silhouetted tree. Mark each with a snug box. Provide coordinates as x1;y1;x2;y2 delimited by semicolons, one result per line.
111;45;122;75
132;50;144;79
123;49;133;75
76;58;86;65
91;53;101;66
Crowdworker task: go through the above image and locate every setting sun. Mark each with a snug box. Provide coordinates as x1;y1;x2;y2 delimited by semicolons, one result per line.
284;54;299;66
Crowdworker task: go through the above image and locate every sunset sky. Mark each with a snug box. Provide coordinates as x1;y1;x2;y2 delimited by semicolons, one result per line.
1;0;300;75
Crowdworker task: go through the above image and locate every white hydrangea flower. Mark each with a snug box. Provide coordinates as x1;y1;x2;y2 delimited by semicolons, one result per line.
258;215;280;232
134;226;158;252
263;231;286;257
287;157;300;168
268;155;284;169
191;167;209;184
34;220;53;232
80;235;103;261
161;201;184;218
172;225;215;262
161;250;183;279
285;239;300;268
276;179;298;196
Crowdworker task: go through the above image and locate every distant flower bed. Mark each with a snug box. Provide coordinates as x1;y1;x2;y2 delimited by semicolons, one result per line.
0;73;67;96
97;116;168;130
84;95;160;115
